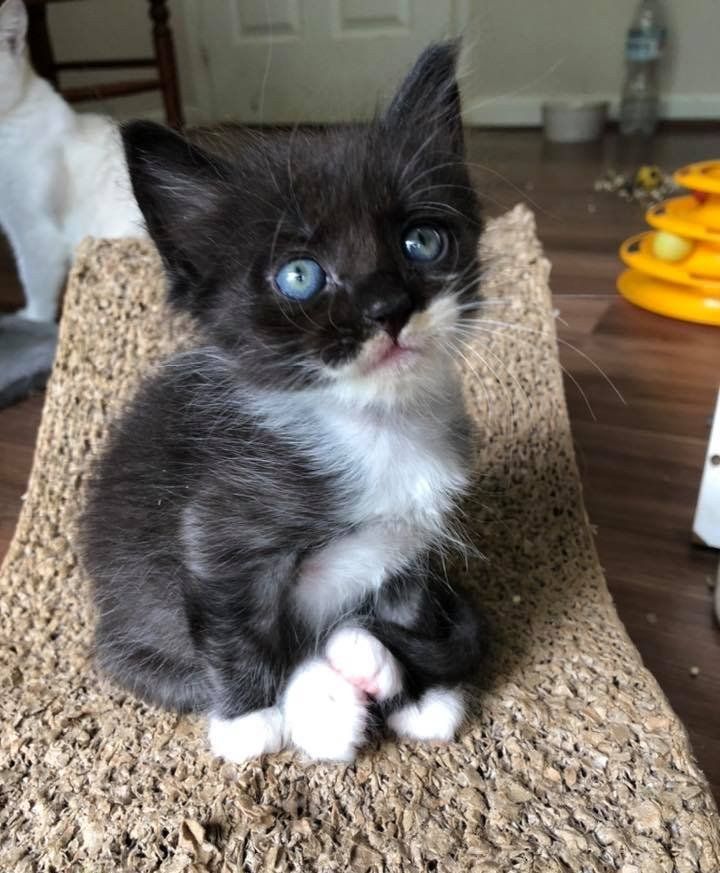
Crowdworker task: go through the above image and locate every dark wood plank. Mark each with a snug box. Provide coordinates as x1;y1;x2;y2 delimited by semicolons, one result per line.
469;127;720;296
0;234;23;312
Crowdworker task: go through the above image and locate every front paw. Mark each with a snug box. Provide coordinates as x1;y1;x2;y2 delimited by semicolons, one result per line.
283;659;369;761
325;626;403;702
208;706;285;762
387;687;465;742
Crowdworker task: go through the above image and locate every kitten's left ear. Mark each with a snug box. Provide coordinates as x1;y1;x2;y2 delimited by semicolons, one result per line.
384;40;464;157
0;0;28;55
122;120;232;305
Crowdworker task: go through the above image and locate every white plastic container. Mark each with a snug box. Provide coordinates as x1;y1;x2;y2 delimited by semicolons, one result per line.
542;101;609;144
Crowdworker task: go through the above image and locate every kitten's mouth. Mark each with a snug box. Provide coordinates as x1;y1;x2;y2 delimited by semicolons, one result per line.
362;336;419;374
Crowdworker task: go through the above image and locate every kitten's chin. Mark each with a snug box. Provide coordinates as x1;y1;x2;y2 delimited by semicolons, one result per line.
324;336;455;410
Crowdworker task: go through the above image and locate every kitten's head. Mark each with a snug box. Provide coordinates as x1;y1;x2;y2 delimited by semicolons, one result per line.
124;42;482;407
0;0;29;115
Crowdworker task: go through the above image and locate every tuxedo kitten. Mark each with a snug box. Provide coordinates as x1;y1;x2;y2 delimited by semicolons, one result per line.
0;0;144;322
80;42;487;763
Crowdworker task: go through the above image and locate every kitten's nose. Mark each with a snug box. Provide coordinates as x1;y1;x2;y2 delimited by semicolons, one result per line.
360;280;413;341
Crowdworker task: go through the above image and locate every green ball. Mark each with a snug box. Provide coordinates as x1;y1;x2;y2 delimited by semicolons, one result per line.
652;231;693;262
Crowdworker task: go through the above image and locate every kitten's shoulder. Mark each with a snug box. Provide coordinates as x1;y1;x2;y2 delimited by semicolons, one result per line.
100;346;253;456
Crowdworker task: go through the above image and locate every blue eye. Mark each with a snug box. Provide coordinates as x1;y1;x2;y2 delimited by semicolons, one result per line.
402;226;446;263
275;258;326;300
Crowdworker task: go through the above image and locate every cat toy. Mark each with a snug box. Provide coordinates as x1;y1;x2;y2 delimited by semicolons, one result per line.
594;164;677;205
617;159;720;326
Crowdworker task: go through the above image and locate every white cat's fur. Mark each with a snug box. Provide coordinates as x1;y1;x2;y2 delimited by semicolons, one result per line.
0;0;145;322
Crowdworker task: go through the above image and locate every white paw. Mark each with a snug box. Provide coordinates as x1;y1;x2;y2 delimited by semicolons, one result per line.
283;658;368;761
387;687;465;742
325;627;403;702
208;706;285;762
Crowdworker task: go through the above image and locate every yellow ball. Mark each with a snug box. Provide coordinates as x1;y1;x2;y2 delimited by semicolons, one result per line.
652;231;693;262
635;165;663;191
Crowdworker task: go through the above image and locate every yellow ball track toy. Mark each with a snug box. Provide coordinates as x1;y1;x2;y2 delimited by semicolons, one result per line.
618;160;720;326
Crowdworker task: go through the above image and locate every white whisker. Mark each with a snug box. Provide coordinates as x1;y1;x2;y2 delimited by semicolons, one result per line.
474;318;627;405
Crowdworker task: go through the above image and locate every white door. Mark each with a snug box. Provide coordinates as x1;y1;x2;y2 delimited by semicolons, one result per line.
187;0;467;123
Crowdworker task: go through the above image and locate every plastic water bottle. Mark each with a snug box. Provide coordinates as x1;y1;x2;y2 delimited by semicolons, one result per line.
619;0;666;136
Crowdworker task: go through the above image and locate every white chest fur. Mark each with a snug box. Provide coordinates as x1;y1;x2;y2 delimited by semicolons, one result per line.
269;385;469;627
322;399;468;528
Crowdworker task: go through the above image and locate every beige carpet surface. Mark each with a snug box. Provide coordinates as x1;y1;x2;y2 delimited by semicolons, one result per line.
2;205;718;872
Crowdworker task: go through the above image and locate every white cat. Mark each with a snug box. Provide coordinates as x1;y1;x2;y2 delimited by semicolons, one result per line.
0;0;145;322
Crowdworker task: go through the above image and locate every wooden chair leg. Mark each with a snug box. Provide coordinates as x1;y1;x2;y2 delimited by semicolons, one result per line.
147;0;184;129
26;2;57;86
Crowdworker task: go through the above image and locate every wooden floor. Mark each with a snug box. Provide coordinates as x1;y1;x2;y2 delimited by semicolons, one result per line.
1;128;719;798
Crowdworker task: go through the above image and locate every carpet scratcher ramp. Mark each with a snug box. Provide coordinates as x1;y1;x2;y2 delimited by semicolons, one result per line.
1;205;718;872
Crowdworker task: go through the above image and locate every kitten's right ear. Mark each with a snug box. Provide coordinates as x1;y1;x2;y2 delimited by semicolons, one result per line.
0;0;28;55
122;120;232;302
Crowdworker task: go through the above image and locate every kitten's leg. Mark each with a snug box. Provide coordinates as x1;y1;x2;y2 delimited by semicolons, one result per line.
373;574;488;694
283;628;403;761
208;706;285;762
97;631;288;762
369;573;486;744
387;686;465;742
97;634;287;762
202;644;289;763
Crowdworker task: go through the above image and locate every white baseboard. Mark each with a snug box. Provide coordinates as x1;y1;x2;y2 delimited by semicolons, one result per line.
463;94;720;127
